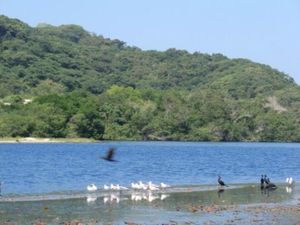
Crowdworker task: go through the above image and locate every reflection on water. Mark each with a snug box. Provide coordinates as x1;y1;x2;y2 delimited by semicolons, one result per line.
217;188;225;199
99;192;169;204
0;184;298;224
86;194;97;203
286;186;293;193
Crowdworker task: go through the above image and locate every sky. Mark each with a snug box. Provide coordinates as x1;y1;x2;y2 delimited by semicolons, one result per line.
1;0;300;83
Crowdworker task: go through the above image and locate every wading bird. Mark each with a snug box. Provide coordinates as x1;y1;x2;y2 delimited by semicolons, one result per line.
87;184;98;192
286;177;295;186
218;176;228;187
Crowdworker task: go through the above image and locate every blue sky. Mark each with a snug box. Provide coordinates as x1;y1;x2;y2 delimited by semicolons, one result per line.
1;0;300;83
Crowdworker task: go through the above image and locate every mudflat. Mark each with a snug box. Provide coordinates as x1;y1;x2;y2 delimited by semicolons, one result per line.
0;184;299;225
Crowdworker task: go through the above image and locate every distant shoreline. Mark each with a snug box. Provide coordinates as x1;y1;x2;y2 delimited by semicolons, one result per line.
0;137;99;143
0;137;300;144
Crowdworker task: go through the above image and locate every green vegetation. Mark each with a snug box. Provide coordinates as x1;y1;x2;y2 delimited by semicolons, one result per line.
1;15;300;142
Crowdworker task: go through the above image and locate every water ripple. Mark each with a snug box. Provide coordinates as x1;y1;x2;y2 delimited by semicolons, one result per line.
0;142;299;195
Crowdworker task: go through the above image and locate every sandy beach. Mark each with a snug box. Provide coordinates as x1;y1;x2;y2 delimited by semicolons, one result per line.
0;137;98;143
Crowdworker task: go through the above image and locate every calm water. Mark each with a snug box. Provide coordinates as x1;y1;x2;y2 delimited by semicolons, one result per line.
0;142;299;195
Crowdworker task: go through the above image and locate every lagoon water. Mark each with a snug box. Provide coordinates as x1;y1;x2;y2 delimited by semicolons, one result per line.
0;142;299;195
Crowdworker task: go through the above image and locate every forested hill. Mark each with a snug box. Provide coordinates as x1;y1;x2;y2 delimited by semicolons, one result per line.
1;15;300;142
0;15;296;95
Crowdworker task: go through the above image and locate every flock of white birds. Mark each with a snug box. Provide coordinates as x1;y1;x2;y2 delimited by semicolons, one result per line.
87;181;170;192
86;181;171;203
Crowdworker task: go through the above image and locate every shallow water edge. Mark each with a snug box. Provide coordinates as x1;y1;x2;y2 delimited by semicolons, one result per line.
0;184;299;225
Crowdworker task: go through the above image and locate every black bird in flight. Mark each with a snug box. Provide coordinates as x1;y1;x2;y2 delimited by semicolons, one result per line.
218;176;228;187
101;147;118;162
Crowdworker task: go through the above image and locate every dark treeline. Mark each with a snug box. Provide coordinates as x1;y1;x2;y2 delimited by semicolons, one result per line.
1;15;300;141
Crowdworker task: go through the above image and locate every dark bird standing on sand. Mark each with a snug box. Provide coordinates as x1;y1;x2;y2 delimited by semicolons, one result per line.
101;147;118;162
218;176;228;187
264;175;269;184
260;175;265;189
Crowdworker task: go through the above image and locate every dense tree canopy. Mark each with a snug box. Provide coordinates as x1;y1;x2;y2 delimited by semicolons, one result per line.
1;15;300;141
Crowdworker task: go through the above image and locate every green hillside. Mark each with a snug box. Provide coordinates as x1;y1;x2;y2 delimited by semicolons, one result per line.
1;15;300;141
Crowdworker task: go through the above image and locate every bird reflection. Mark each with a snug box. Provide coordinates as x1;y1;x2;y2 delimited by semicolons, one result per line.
286;186;293;193
103;194;120;203
217;189;225;198
160;194;170;200
86;194;97;203
130;192;169;202
261;185;276;197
